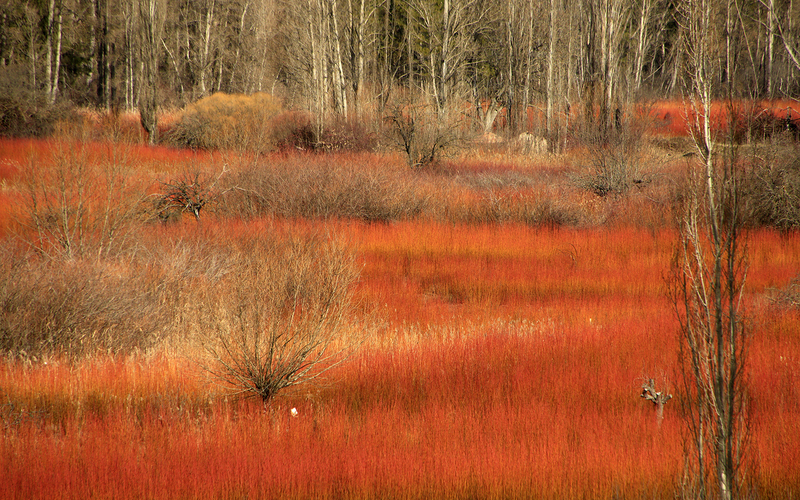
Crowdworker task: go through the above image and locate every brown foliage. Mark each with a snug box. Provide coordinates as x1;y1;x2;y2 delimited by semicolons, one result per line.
0;250;174;360
167;93;285;152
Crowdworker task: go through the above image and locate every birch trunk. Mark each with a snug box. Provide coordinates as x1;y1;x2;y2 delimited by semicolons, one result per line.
50;5;62;104
199;0;216;96
546;0;556;137
329;0;348;116
523;0;534;132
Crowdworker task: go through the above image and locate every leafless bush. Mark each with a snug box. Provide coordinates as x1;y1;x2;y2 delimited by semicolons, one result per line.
18;141;146;259
226;156;429;222
443;188;588;227
769;275;800;308
384;103;462;168
739;144;800;231
199;232;362;402
152;170;227;223
0;85;76;138
571;106;658;197
271;110;317;151
571;138;656;197
318;118;379;152
0;249;174;360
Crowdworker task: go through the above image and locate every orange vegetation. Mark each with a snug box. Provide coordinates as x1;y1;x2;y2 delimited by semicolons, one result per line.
0;110;798;499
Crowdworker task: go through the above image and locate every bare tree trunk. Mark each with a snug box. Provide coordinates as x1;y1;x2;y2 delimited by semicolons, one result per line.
439;0;450;118
44;0;62;104
546;0;556;137
506;0;515;133
199;0;216;97
138;0;163;145
51;5;62;103
766;0;774;97
125;1;134;109
407;1;413;91
329;0;348;116
523;0;534;132
764;0;800;72
45;0;54;101
25;7;36;93
354;0;366;115
634;0;652;93
228;1;250;90
87;0;97;87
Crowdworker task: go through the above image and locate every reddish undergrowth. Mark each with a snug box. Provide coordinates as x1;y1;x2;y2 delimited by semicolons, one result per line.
1;111;798;498
2;220;798;499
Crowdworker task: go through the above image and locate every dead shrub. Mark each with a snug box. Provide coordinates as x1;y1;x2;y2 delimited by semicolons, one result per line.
318;118;379;152
740;144;800;231
18;140;147;259
272;110;317;151
384;103;462;168
769;275;800;308
571;105;658;197
439;187;591;227
0;94;77;137
226;155;428;222
0;251;173;360
198;232;362;402
152;170;226;223
167;92;284;152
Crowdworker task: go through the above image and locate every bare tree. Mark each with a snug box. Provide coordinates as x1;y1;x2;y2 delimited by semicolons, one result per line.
674;1;750;498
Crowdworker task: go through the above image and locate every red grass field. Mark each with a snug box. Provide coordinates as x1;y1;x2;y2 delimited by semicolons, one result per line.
0;110;799;499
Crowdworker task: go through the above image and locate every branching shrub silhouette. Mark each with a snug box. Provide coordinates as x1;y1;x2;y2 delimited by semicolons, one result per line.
199;233;362;402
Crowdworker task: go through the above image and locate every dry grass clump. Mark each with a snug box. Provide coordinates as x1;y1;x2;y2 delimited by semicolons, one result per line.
0;249;175;360
225;153;430;222
168;93;286;152
769;275;800;308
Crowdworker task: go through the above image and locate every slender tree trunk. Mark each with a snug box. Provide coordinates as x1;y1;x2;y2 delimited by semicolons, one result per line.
138;0;163;145
88;0;97;86
523;0;533;132
45;0;54;101
329;0;348;116
355;0;366;115
506;0;515;132
634;0;651;93
50;4;62;104
439;0;450;119
200;0;216;96
125;1;134;109
766;0;775;97
26;7;36;93
407;1;413;90
678;2;748;499
546;0;556;137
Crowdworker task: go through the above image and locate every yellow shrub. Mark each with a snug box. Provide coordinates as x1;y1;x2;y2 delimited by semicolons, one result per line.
171;92;285;152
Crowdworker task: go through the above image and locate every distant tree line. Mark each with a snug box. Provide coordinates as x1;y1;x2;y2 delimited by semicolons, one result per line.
1;0;798;135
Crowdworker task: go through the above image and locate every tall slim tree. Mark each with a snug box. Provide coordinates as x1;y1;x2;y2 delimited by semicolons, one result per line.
674;0;749;499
